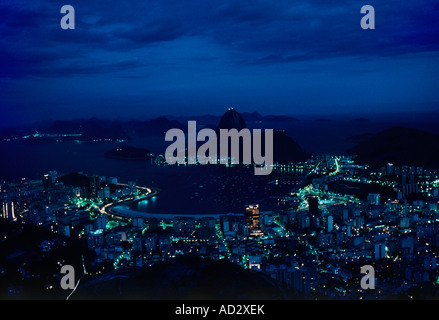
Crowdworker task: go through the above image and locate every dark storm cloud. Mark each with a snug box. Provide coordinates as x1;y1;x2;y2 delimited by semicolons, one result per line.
1;0;439;78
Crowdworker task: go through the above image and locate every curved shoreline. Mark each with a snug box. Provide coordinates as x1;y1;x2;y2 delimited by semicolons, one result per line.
102;186;235;219
109;205;228;219
101;186;160;218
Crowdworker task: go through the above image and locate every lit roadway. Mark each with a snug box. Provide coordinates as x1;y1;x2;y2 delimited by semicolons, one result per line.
330;157;341;176
296;157;359;211
98;184;160;219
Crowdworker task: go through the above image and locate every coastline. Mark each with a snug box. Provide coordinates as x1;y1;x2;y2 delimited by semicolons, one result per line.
103;186;239;219
109;205;229;219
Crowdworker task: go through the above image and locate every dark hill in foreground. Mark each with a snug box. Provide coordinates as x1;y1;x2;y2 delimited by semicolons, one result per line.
347;126;439;168
72;255;288;299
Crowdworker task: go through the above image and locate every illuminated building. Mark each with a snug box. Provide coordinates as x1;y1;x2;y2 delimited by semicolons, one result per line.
132;236;144;252
159;235;171;252
318;232;333;247
145;234;158;252
398;173;418;199
128;181;137;194
367;193;380;205
291;268;310;296
94;214;108;231
133;217;144;229
248;254;262;271
42;171;58;189
173;216;195;236
387;163;394;174
107;177;118;185
374;242;386;260
327;215;333;232
199;217;216;239
245;204;262;237
87;229;104;250
297;213;310;230
89;175;101;199
105;232;123;245
1;201;16;221
220;214;246;237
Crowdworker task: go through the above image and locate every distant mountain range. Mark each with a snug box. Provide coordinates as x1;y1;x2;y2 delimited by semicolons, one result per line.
165;110;299;125
80;124;129;142
33;117;185;142
347;126;439;169
0;110;374;144
9;111;438;170
123;117;186;136
241;111;299;123
97;108;308;164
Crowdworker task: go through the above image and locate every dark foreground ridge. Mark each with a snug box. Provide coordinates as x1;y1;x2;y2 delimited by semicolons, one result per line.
73;255;288;300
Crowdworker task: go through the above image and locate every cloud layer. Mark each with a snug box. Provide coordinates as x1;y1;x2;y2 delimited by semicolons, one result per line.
2;0;439;78
0;0;438;125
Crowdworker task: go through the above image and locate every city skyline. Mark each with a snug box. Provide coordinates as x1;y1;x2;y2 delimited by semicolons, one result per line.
1;108;439;300
1;0;439;304
2;152;439;299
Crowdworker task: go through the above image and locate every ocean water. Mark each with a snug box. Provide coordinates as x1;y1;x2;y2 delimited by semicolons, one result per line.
1;113;438;214
0;137;292;214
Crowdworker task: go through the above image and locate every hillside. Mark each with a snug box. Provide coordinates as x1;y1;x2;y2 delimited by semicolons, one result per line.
73;255;288;299
347;126;439;168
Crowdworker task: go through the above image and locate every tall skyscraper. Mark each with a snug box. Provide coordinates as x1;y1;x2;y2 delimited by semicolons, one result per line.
374;243;386;260
327;215;333;232
89;175;101;199
245;204;262;236
94;214;108;231
387;163;394;175
400;173;418;198
42;171;58;189
291;268;311;296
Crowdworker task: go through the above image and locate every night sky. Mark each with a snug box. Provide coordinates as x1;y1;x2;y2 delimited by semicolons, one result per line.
1;0;439;128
